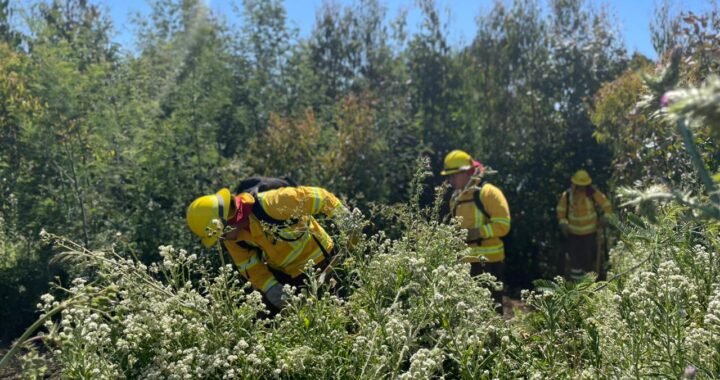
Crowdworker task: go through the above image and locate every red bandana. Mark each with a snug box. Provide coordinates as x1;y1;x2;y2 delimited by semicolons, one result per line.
472;160;485;175
226;195;253;227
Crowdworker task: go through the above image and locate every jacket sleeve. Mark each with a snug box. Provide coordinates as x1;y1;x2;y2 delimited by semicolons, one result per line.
224;240;278;293
478;184;511;239
593;190;613;215
557;192;569;225
261;186;343;220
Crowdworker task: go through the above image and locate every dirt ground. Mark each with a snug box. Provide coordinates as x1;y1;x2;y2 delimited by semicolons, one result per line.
0;347;59;379
0;349;21;379
503;296;529;319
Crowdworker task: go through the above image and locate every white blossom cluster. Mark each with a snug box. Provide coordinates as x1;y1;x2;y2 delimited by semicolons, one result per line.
398;347;444;380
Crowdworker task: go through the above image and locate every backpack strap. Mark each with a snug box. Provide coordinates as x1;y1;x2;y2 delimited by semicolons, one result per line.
252;196;293;226
452;183;489;221
452;183;493;245
588;185;603;213
565;188;570;220
233;241;264;277
251;192;304;242
237;235;331;271
473;187;489;221
237;240;259;251
311;234;333;258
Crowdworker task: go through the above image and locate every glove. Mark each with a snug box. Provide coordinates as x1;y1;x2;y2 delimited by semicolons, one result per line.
560;224;569;237
265;284;286;310
466;227;483;242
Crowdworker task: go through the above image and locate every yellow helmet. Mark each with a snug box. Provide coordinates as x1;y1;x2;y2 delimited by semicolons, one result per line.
186;188;232;248
441;150;474;176
571;170;592;186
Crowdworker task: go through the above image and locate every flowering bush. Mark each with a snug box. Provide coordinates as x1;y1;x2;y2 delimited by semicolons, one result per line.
4;181;514;379
6;189;720;378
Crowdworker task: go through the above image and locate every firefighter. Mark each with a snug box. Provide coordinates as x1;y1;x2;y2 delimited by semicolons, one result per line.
441;150;511;313
556;169;613;281
186;185;346;313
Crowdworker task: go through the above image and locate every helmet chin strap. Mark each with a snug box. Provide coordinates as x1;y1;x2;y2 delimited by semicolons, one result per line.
216;194;226;226
471;166;484;179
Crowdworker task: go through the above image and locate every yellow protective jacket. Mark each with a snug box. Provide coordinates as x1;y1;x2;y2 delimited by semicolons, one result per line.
556;186;612;236
224;186;342;293
450;179;511;263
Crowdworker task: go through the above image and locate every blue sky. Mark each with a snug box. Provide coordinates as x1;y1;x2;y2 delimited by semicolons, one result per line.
103;0;715;59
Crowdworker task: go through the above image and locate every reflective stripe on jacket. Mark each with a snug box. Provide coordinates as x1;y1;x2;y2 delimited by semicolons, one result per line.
556;186;612;236
450;180;511;263
224;186;341;292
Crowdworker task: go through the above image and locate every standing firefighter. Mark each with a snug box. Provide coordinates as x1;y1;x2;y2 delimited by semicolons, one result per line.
442;150;511;313
186;183;346;313
556;169;613;281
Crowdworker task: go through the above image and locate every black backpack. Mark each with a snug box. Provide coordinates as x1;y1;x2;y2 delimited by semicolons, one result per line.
235;176;299;227
235;176;297;196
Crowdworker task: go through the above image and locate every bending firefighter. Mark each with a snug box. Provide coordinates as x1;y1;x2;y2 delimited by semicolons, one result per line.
556;169;612;281
442;150;511;313
186;184;346;313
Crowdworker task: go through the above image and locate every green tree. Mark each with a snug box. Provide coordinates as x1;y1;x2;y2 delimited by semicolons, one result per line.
650;0;681;56
0;0;21;47
406;0;467;169
21;0;116;245
298;0;414;202
0;43;51;345
117;0;244;257
238;0;295;116
0;0;118;345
